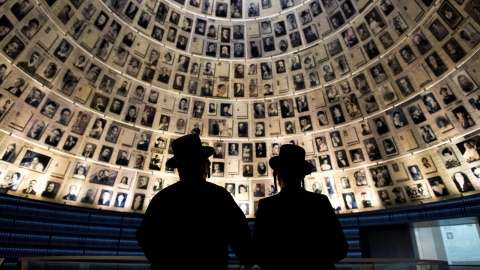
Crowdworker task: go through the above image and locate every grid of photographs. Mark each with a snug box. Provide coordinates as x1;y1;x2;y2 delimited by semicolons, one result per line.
0;0;479;217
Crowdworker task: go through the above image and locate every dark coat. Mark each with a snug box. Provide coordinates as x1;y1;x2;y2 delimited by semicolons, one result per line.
252;186;348;270
136;178;252;270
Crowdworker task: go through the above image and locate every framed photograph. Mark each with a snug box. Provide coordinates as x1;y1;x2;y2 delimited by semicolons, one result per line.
212;162;224;177
419;155;437;174
439;147;461;169
458;23;480;49
381;138;398;156
319;155;332;171
19;150;51;173
454;70;478;94
456;136;480;163
89;167;119;186
98;189;113;206
40;181;60;199
369;165;393;187
79;187;97;204
405;183;431;200
452;105;475;129
62;184;81;201
437;1;463;30
364;7;386;36
428;19;449;42
428;176;449;197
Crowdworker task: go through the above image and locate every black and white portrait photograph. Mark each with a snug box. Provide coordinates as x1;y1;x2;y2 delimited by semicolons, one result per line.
98;145;114;163
405;183;432;200
373;116;390;135
412;31;432;55
422;93;441;114
247;2;259;17
364;138;382;161
62;184;80;201
330;11;345;30
364;7;386;35
379;0;395;16
18;50;44;76
342;27;359;49
97;189;113;206
370;64;388;84
282;121;294;134
85;64;101;83
303;25;320;44
437;0;463;29
212;162;224;177
369;165;393;187
389;12;408;36
330;131;343;148
395;76;415;97
90;93;109;113
19;150;51;173
293;74;306;91
299;116;313;132
254;122;265;137
94;11;109;31
400;45;417;65
216;2;228;17
89;168;119;187
379;83;398;105
428;176;449;197
349;149;365;163
0;16;13;42
353;73;371;96
44;127;63;147
452;105;475;129
335;150;349;168
425;52;448;77
342;192;357;210
319;155;332;171
379;32;394;50
390;109;408;128
82;3;96;19
434;114;454;133
72;162;90;180
419;124;437;143
356;23;371;41
454;70;478;94
330;104;345;125
322;63;336;82
3;36;25;60
428;19;449;42
458;23;480;49
442;38;467;63
407;104;426;124
41;181;60;199
113;149;129;166
382;138;398;156
53;39;73;63
341;0;355;18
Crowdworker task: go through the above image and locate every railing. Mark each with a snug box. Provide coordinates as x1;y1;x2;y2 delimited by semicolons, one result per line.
17;256;453;270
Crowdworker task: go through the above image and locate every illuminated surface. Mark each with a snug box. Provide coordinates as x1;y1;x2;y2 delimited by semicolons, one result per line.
0;0;479;216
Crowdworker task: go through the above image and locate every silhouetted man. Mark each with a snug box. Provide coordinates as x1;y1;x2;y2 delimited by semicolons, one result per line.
252;144;348;269
136;134;252;269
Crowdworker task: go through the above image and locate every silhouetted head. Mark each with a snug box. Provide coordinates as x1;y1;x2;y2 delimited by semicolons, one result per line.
269;144;313;193
166;134;214;180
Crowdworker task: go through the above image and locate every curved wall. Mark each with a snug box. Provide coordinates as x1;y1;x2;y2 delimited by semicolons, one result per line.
0;0;480;217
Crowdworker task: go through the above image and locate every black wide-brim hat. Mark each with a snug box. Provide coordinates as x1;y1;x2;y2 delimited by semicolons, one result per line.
166;134;214;168
269;144;313;175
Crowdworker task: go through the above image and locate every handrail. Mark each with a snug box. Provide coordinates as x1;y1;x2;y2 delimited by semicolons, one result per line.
18;255;449;264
